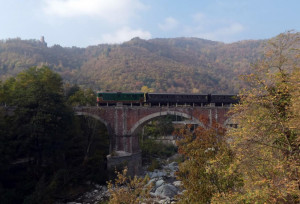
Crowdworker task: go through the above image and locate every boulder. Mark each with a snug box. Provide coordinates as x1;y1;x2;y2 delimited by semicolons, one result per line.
154;184;178;198
155;179;165;188
167;162;178;171
173;181;182;187
149;170;167;179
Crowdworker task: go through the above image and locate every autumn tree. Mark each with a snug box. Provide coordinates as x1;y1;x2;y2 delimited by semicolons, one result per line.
140;85;154;93
215;31;300;203
107;168;152;204
175;118;242;204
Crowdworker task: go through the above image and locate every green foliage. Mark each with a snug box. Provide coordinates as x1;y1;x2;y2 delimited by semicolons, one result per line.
0;66;73;203
66;84;96;106
143;116;174;138
0;77;16;105
65;84;80;98
6;66;71;168
140;116;177;167
141;139;177;161
0;66;109;203
147;159;161;172
70;115;109;183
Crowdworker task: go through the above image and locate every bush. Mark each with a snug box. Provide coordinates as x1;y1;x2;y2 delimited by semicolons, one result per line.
107;168;152;204
147;159;161;172
140;139;177;163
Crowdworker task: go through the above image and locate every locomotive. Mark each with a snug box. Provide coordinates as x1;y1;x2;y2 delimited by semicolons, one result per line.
97;92;239;106
97;92;144;106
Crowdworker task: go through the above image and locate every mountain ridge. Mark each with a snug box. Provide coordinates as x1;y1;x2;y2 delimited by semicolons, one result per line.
0;37;266;94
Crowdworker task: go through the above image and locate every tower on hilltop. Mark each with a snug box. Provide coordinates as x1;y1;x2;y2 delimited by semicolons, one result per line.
40;36;47;47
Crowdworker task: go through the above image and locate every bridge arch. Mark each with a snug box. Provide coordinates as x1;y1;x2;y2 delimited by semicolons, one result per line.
75;111;110;133
129;110;203;135
75;111;114;152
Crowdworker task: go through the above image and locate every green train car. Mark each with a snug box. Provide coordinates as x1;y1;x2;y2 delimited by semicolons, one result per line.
97;92;145;106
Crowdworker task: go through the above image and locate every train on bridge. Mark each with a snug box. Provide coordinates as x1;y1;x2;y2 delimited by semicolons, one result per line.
97;92;239;107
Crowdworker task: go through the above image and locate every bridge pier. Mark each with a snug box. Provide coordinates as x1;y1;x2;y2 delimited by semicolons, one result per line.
107;151;142;176
114;134;140;153
108;132;142;176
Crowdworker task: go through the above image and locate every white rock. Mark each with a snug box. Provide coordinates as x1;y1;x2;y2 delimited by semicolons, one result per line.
155;179;165;188
156;171;166;177
102;185;108;191
167;162;178;171
149;170;167;179
95;184;101;189
169;162;178;167
169;171;175;177
173;181;182;187
149;172;157;178
158;198;171;204
154;184;178;198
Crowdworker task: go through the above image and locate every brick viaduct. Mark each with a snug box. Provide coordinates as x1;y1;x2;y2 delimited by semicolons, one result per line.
74;105;234;174
75;105;234;154
2;105;234;175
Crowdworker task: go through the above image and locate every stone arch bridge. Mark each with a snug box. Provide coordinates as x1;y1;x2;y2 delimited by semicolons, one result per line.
2;105;235;175
74;105;234;154
2;104;235;175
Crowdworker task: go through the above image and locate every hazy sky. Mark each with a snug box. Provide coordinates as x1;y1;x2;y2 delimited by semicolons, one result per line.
0;0;299;47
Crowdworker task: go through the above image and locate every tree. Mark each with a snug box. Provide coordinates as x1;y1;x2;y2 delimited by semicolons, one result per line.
71;115;109;184
140;85;154;93
66;87;96;106
0;81;3;105
65;84;80;99
143;116;174;138
107;168;152;204
0;66;75;203
218;31;300;203
9;67;73;171
0;77;16;105
0;66;110;203
174;118;242;204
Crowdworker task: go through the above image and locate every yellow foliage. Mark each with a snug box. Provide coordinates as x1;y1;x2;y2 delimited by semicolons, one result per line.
175;119;242;204
107;168;153;204
140;85;154;93
217;31;300;203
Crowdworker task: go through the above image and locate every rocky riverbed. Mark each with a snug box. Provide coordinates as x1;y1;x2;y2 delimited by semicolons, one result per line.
62;156;183;204
145;161;183;203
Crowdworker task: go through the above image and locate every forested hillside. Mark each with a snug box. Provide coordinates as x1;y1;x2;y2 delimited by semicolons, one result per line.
0;37;265;93
0;32;298;203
